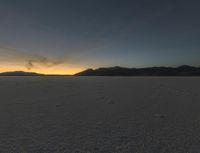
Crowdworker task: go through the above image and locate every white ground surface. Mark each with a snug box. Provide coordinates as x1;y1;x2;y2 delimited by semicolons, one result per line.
0;77;200;153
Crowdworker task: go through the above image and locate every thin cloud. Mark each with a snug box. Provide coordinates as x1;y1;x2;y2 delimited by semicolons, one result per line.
25;56;64;70
0;45;66;70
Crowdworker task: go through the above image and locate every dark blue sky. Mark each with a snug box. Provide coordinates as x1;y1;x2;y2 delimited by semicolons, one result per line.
0;0;200;74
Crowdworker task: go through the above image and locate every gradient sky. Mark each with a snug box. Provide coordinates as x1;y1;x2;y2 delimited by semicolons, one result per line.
0;0;200;74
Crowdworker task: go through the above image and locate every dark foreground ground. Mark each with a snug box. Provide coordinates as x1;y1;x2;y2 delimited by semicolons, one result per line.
0;77;200;153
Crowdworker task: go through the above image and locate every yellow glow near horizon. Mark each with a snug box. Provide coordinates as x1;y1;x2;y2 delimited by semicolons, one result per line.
0;45;88;75
0;63;86;75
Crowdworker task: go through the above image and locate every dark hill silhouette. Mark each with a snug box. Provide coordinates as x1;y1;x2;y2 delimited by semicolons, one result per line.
0;71;71;76
0;71;44;76
75;65;200;76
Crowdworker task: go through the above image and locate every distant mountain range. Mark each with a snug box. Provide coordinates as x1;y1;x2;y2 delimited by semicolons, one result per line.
75;65;200;76
1;65;200;76
0;71;44;76
0;71;69;76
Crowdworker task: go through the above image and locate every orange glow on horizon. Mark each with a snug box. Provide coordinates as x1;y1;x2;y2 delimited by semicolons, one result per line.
0;64;86;75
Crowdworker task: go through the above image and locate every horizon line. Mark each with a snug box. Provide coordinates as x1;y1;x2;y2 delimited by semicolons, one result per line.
0;65;199;76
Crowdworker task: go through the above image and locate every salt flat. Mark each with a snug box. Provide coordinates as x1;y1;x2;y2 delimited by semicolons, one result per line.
0;77;200;153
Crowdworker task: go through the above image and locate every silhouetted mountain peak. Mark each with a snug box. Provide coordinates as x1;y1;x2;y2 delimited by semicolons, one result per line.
178;65;196;69
75;65;200;76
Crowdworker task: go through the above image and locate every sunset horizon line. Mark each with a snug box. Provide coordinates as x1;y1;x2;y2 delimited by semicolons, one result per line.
0;64;199;75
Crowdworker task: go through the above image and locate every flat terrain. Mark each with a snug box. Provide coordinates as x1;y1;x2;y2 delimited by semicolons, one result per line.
0;77;200;153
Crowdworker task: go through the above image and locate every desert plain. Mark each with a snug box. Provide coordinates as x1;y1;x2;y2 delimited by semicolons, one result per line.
0;76;200;153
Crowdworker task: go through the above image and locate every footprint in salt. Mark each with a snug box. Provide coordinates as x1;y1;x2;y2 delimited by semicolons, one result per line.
108;100;115;104
155;114;166;119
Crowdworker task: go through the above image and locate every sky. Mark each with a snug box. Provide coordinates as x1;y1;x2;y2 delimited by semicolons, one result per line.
0;0;200;74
